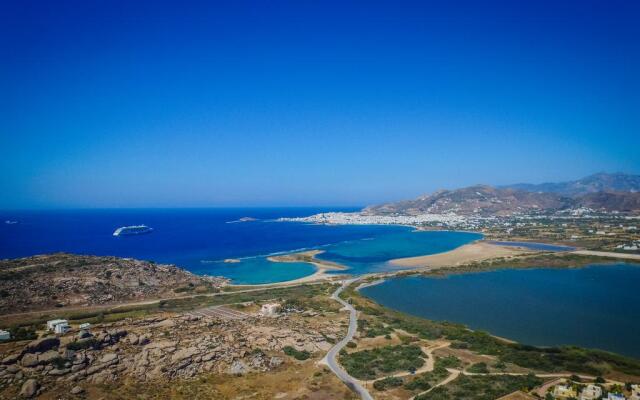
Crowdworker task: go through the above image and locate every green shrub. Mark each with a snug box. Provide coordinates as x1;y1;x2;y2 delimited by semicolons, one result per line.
283;346;310;361
373;376;403;391
467;362;489;373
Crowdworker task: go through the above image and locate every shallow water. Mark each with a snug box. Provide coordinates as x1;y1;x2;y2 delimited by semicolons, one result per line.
361;264;640;359
318;229;482;274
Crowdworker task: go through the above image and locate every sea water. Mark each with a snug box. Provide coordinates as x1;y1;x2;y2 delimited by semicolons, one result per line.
0;208;479;283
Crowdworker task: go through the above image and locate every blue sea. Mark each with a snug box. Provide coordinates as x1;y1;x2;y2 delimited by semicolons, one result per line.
0;208;479;284
361;265;640;359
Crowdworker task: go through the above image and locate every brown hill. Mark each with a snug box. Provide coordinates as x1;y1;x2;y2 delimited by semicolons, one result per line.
365;185;640;216
0;253;227;314
365;185;572;216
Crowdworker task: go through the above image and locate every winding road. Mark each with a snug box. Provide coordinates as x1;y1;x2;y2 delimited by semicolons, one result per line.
321;279;374;400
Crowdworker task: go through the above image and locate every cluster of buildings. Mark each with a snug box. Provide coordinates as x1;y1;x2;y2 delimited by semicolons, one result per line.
47;319;91;334
278;210;640;238
0;319;92;342
278;212;475;229
553;383;640;400
615;240;640;251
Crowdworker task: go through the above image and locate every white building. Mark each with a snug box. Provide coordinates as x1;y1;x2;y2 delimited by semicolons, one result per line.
629;385;640;400
580;384;602;400
47;319;68;331
607;393;626;400
554;385;578;399
0;330;10;341
260;303;280;317
54;322;70;334
79;323;91;330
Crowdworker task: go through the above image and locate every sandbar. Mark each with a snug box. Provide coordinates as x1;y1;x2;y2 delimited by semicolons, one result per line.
389;241;531;269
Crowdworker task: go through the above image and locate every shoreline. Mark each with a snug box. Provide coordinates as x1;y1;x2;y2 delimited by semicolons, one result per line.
228;250;348;288
388;240;533;269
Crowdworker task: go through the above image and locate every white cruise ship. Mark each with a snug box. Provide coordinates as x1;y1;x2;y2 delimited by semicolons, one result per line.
112;225;153;237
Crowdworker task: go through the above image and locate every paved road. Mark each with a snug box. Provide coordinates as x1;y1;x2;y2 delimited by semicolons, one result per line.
321;279;374;400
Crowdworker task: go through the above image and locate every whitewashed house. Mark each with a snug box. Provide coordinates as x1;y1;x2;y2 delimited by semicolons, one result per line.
54;322;70;334
0;330;10;341
606;393;626;400
260;303;280;317
580;384;603;400
47;319;68;331
79;323;91;330
554;385;578;399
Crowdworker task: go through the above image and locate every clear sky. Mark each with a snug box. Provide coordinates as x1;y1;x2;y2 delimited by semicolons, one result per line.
1;1;639;209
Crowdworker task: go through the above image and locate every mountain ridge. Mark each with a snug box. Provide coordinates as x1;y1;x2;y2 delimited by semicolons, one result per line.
365;173;640;216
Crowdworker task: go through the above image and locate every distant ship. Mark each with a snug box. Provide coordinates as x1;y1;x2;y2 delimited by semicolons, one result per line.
4;220;18;225
113;225;153;237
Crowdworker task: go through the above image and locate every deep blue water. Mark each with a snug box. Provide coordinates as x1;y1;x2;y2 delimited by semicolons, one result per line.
361;264;640;359
489;241;575;252
0;208;479;284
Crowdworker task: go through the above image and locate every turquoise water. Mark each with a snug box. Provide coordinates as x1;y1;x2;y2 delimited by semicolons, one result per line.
318;229;482;274
361;264;640;359
207;228;480;283
203;257;316;285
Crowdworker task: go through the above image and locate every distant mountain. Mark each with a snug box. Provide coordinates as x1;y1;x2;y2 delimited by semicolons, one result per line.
365;173;640;216
577;191;640;212
364;185;573;216
503;172;640;197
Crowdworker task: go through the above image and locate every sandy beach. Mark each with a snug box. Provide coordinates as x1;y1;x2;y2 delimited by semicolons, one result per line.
389;241;531;269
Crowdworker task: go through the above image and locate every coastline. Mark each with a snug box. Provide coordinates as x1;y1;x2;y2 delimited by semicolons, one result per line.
228;250;348;288
388;240;533;269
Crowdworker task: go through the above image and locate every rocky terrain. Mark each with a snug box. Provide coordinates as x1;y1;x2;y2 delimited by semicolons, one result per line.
0;254;228;314
0;306;345;398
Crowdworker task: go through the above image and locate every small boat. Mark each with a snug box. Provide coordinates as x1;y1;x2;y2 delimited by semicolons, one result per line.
113;225;153;237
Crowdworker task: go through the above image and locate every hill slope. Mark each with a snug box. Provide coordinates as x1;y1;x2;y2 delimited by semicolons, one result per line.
0;253;227;314
365;183;640;216
503;172;640;196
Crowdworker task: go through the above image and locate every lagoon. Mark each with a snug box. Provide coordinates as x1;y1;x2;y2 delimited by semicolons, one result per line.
361;264;640;359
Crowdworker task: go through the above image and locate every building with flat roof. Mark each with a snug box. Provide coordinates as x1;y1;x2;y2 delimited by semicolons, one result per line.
580;384;603;400
554;385;578;399
0;330;10;341
47;319;68;331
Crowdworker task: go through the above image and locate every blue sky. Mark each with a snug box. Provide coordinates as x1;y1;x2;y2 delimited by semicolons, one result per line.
1;1;639;208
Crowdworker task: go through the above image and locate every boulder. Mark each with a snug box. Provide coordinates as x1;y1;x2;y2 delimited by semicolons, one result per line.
2;353;21;365
228;360;248;375
70;385;84;395
171;347;200;363
127;333;139;345
99;353;118;363
38;350;61;364
48;368;70;376
21;353;40;368
269;356;283;368
20;379;39;398
23;336;60;354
